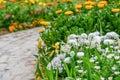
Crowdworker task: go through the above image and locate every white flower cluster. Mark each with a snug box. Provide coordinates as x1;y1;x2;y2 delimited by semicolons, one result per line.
46;31;120;78
66;31;120;52
47;54;65;73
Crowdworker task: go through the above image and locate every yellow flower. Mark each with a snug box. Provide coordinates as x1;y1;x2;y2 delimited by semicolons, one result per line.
90;2;96;6
53;42;60;50
85;5;93;10
65;11;73;15
98;3;105;8
53;42;60;54
56;10;62;14
84;1;91;5
112;8;120;13
24;0;28;3
98;1;107;6
40;21;50;26
38;39;42;47
46;2;53;6
75;8;79;13
39;29;44;33
75;4;82;9
30;0;35;5
0;0;6;4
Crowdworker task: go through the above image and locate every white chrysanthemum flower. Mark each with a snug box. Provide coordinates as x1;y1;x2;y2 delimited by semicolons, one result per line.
69;51;75;57
108;77;113;80
114;56;120;60
100;76;105;80
57;54;66;60
64;57;71;64
94;66;100;70
76;78;81;80
94;31;100;36
105;32;119;40
67;34;77;40
77;52;84;57
78;70;84;73
106;54;114;59
88;33;96;41
103;39;115;45
90;58;95;62
51;57;62;69
80;33;88;39
75;66;79;69
77;60;83;64
67;39;78;46
112;66;116;70
58;67;63;73
61;44;71;53
110;32;119;40
114;71;120;75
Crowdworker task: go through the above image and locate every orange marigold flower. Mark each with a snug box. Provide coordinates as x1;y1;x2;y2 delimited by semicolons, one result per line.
40;21;50;26
112;8;120;13
0;5;6;9
98;1;107;6
54;0;59;2
75;4;82;9
85;5;93;10
62;0;66;2
39;29;44;33
84;1;91;5
98;3;105;8
46;2;53;6
56;10;62;14
9;26;14;32
65;11;73;15
10;0;17;2
90;2;96;6
75;8;79;13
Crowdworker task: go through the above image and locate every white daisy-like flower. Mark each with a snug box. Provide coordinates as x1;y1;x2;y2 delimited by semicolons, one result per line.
64;57;71;64
108;77;113;80
77;52;84;57
100;76;105;80
114;71;120;75
90;58;95;62
67;39;78;46
112;66;116;70
69;51;75;57
67;34;77;40
76;78;81;80
78;70;84;73
114;56;120;60
80;33;88;39
94;31;100;36
77;60;83;64
94;66;100;70
103;39;115;45
61;44;71;53
106;54;114;59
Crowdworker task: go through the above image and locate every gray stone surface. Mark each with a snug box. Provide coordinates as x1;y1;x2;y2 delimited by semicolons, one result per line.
0;28;41;80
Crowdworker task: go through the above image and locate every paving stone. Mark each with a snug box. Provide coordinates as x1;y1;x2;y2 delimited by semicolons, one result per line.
0;27;42;80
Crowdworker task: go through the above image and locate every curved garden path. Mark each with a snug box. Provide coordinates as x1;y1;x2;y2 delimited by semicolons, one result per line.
0;27;41;80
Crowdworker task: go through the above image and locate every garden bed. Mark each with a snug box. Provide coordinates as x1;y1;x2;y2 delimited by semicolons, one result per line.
35;0;120;80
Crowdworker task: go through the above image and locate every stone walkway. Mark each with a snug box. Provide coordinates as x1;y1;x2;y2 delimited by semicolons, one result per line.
0;27;41;80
